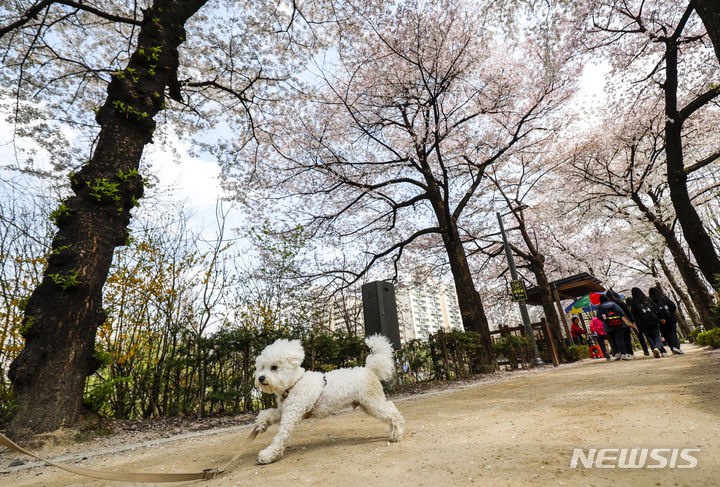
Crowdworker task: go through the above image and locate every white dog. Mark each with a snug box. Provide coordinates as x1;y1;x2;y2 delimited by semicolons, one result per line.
252;334;405;464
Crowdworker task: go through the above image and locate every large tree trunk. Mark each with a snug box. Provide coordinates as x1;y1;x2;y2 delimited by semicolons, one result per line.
694;0;720;65
664;38;720;293
6;0;208;438
421;164;495;368
443;233;495;366
501;205;567;359
432;206;494;368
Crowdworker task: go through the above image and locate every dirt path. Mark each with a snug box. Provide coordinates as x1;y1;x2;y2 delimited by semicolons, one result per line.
2;344;719;487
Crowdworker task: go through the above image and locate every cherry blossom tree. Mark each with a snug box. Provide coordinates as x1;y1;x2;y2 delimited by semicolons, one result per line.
587;0;720;291
475;157;571;357
565;110;719;328
0;0;330;437
232;0;577;364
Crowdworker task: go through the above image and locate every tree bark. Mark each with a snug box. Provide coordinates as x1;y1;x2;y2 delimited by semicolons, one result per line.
197;343;208;419
694;0;720;64
6;0;208;438
442;229;495;368
430;197;494;368
663;37;720;292
670;293;693;338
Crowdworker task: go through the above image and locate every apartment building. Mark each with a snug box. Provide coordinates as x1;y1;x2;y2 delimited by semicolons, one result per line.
315;280;463;344
396;280;464;342
315;293;364;335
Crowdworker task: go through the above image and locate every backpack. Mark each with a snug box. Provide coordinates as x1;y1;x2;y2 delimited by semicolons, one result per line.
603;310;623;328
653;298;675;321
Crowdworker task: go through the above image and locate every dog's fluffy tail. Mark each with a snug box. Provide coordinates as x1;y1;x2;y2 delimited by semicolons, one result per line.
365;334;395;381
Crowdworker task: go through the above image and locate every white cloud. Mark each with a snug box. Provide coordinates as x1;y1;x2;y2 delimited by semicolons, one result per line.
143;133;225;212
140;130;252;243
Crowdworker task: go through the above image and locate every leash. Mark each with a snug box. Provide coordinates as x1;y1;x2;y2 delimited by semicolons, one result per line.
0;427;258;483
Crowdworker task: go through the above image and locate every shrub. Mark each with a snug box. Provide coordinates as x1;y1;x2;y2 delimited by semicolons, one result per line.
84;376;131;414
696;328;720;349
689;327;703;343
565;344;591;362
396;339;431;383
492;335;531;369
0;384;16;424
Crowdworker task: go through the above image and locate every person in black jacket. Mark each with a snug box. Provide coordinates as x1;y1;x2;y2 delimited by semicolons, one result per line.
597;294;632;360
606;289;649;356
649;286;684;355
629;288;664;358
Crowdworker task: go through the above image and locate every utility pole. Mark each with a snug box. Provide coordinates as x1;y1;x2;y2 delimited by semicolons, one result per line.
496;211;545;366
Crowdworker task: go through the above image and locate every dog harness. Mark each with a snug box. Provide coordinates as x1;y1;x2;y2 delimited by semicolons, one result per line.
281;374;328;419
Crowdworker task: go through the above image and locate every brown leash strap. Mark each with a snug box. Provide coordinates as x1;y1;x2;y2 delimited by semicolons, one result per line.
217;428;259;475
0;428;258;483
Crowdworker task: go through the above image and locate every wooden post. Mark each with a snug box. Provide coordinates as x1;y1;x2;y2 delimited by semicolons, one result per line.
540;318;560;366
578;313;589;332
552;284;572;346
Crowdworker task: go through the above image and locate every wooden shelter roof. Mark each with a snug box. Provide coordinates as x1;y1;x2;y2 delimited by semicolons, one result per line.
523;272;605;306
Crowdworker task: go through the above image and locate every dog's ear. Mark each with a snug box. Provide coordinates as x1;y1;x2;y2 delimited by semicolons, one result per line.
287;339;305;367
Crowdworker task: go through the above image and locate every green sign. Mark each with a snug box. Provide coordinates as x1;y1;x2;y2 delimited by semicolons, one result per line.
510;279;528;302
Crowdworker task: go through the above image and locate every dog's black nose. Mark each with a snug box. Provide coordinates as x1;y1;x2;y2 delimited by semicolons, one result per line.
258;375;266;384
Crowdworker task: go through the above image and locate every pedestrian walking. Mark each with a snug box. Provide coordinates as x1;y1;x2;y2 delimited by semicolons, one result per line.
606;289;649;356
629;288;664;358
597;294;632;360
649;286;684;355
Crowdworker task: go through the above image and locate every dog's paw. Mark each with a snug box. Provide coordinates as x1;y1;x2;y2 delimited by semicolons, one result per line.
257;447;281;464
255;410;274;432
390;420;405;442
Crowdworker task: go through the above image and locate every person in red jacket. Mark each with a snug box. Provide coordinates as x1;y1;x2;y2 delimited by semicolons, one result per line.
570;317;586;344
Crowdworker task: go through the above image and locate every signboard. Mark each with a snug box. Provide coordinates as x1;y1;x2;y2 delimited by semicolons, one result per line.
510;279;528;302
